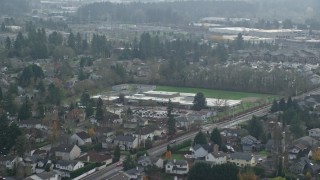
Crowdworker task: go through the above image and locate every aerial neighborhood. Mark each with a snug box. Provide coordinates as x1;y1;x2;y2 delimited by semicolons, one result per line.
1;0;320;180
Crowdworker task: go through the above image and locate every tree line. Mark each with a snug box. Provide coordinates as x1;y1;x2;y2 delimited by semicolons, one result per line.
75;1;256;24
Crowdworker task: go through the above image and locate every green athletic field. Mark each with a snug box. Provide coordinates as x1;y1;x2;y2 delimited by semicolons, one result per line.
155;86;277;100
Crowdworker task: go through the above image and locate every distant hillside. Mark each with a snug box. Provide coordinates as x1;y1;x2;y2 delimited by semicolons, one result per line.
76;0;319;24
0;0;30;16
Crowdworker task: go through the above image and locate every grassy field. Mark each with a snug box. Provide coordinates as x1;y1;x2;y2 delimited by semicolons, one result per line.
155;86;277;100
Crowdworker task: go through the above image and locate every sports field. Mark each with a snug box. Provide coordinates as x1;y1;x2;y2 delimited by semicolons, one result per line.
155;85;277;100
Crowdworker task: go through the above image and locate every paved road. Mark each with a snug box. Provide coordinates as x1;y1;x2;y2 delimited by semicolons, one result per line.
81;157;124;180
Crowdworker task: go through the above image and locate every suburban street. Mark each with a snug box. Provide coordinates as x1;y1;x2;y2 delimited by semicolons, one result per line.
80;87;320;179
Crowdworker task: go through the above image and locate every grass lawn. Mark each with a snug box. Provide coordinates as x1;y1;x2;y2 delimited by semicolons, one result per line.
259;150;271;156
177;146;191;152
155;85;277;100
168;154;185;160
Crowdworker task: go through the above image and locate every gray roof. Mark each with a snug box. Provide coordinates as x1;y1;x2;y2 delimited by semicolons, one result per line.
36;171;58;179
211;152;226;158
167;160;188;166
134;124;159;135
193;144;213;152
230;152;253;161
137;155;160;164
294;136;318;147
114;135;136;142
125;166;144;175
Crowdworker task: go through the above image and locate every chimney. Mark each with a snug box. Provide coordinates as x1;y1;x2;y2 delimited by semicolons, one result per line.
213;144;219;153
87;155;90;162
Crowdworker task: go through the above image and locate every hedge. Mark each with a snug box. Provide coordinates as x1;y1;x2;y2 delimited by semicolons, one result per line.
170;139;192;153
70;163;97;178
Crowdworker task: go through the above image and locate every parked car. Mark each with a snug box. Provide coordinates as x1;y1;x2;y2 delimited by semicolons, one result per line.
116;161;123;167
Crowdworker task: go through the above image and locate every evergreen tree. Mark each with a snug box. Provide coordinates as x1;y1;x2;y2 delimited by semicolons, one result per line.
48;31;63;46
287;96;293;109
5;37;11;50
85;101;94;117
123;155;136;170
167;99;176;135
167;99;173;117
246;115;263;139
67;32;76;50
80;91;90;106
15;135;27;157
95;98;104;121
4;93;17;115
193;131;207;145
18;97;32;120
0;87;2;101
278;98;286;111
235;33;244;50
270;100;279;112
188;163;212;180
192;92;207;111
167;115;176;136
113;145;121;162
210;128;222;147
46;83;63;105
1;22;5;32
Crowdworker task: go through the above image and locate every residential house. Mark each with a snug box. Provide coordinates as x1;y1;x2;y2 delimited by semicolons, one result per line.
289;136;318;160
137;155;164;168
65;109;86;123
51;144;81;160
124;115;148;129
94;127;114;138
25;171;61;180
241;135;261;152
23;128;46;143
309;128;320;139
18;120;48;130
55;160;84;178
37;159;50;169
176;115;194;130
220;128;241;147
125;166;144;179
289;157;320;176
24;156;39;174
113;135;138;150
228;152;256;167
132;125;159;141
100;111;121;127
76;151;112;165
31;149;48;159
70;131;92;146
0;156;18;170
205;152;227;165
165;160;189;175
190;144;213;159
